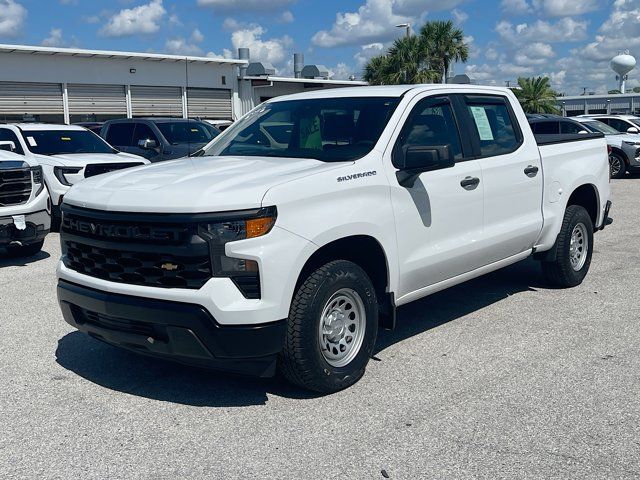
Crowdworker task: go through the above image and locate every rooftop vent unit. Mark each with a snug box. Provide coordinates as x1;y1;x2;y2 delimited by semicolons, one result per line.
446;74;476;85
246;62;276;77
301;65;329;80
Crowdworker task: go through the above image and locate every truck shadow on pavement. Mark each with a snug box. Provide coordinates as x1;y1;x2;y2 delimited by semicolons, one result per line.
0;249;50;267
55;258;545;407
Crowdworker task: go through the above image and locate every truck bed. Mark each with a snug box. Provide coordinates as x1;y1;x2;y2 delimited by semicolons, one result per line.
534;132;605;146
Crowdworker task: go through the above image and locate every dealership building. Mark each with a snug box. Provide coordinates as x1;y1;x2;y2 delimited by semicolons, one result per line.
0;44;365;125
559;92;640;116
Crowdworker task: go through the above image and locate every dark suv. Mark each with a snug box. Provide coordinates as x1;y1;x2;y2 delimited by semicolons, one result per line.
100;118;220;162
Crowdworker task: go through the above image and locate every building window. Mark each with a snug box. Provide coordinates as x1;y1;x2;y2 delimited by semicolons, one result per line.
221;76;226;85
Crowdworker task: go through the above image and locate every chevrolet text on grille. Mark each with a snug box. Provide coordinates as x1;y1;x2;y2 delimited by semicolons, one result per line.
63;217;181;242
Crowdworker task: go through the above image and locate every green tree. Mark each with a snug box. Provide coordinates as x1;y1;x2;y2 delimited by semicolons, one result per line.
420;20;469;82
633;86;640;93
609;89;622;94
514;76;560;114
362;20;469;85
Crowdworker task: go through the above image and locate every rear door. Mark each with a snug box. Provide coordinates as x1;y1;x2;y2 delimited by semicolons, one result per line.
386;93;485;299
459;94;543;263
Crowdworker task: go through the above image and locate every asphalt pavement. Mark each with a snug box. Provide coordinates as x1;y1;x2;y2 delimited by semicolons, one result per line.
1;177;639;479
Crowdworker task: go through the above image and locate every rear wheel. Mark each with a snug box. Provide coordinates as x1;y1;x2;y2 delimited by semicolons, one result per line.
541;205;593;288
279;260;378;393
609;152;626;179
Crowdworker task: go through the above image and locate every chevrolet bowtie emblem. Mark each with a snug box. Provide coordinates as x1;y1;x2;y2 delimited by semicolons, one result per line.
160;263;179;271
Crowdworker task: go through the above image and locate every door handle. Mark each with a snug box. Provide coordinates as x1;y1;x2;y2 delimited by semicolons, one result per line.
460;176;480;190
524;165;539;177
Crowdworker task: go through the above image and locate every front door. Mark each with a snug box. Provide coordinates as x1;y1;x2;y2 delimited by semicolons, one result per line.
385;94;485;300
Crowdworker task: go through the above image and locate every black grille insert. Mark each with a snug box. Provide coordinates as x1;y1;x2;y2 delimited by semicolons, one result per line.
0;168;32;206
84;162;144;179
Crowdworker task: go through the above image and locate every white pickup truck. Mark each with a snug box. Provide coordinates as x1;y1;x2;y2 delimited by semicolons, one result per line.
56;85;612;393
0;150;50;256
0;124;149;230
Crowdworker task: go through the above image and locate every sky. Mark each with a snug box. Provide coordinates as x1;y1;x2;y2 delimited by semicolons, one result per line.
0;0;638;95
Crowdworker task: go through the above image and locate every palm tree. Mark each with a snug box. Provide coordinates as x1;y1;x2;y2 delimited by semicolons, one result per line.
362;20;468;85
514;77;560;114
420;20;469;82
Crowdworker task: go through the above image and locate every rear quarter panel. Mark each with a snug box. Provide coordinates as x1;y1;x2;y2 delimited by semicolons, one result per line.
536;137;610;251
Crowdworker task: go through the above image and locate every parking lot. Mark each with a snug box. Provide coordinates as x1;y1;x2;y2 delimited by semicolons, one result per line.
0;176;638;479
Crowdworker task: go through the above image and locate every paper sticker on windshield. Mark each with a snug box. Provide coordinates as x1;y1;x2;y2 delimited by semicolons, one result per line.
299;115;322;151
191;129;199;133
470;106;494;141
61;137;71;141
27;136;37;147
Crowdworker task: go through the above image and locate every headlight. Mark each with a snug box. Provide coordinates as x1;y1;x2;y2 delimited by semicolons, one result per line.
31;165;44;196
53;166;82;186
198;207;277;298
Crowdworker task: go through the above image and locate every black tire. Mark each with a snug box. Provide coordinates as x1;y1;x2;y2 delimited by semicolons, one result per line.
609;152;626;179
279;260;379;393
541;205;594;288
6;240;44;258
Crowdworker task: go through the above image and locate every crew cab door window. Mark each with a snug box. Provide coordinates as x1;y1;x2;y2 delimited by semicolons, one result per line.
105;123;135;147
465;97;522;157
394;97;464;168
607;118;632;133
0;128;24;154
560;121;587;134
532;121;559;134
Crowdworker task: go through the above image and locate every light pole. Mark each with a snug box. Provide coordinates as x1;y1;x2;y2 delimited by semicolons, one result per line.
395;23;411;39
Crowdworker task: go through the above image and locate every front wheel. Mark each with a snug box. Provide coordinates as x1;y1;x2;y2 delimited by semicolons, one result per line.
609;152;626;179
279;260;379;393
541;205;594;287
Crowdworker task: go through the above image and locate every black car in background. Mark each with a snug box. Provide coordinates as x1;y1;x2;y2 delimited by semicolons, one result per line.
100;118;220;162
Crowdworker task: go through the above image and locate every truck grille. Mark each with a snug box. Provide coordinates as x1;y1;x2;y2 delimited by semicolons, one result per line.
84;162;145;179
61;206;213;290
0;168;32;206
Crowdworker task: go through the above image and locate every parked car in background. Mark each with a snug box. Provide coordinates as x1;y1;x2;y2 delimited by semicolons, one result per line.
0;149;49;257
527;114;640;178
57;85;612;393
579;114;640;135
573;117;640;178
101;118;220;162
74;122;104;135
202;119;233;131
0;124;148;230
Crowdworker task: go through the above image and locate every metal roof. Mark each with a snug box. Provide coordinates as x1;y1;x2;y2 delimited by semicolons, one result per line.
0;44;247;66
243;75;368;86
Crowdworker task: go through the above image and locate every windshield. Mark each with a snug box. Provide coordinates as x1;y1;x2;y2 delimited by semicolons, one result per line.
201;97;401;162
21;130;114;155
156;121;219;145
581;120;620;135
630;118;640;129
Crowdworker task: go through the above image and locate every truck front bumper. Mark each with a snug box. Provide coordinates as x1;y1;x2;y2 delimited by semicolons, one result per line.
0;209;50;246
57;280;287;377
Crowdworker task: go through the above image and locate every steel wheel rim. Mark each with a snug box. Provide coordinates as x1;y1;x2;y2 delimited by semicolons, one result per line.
569;222;588;271
318;288;366;368
609;155;622;177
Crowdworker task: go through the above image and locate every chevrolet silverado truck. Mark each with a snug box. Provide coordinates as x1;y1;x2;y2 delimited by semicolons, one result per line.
0;149;50;256
0;124;149;230
56;85;612;393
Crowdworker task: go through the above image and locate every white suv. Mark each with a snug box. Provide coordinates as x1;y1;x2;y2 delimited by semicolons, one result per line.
579;114;640;135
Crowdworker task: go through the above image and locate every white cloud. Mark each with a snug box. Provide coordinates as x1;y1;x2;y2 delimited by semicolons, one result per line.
451;8;468;25
42;28;64;47
354;42;385;68
164;37;204;56
197;0;294;11
532;0;601;17
311;0;412;48
329;62;354;80
190;28;204;43
501;0;532;15
496;18;588;44
168;13;182;27
392;0;465;16
229;25;292;65
279;10;294;23
0;0;27;38
100;0;166;37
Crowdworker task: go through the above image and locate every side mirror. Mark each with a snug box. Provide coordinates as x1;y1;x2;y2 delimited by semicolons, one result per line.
396;144;455;187
138;138;158;150
627;127;639;134
0;141;16;152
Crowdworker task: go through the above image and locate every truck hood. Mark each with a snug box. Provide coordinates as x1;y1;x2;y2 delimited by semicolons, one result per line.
34;152;147;167
64;155;347;213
